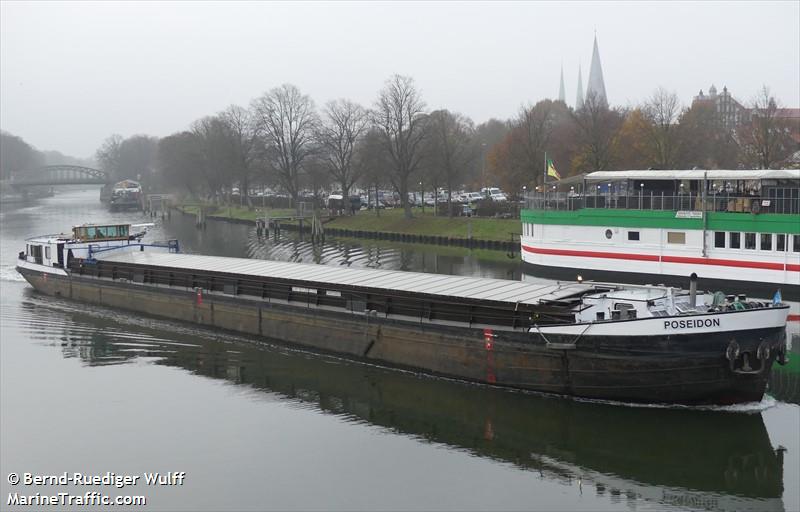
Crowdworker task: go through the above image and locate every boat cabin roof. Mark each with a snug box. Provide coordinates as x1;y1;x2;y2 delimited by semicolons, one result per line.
585;169;800;182
25;234;71;244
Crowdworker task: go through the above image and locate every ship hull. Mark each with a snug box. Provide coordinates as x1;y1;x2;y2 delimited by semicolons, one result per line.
17;265;785;405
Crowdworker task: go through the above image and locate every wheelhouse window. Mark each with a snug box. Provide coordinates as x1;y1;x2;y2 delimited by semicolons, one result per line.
627;231;640;241
777;234;786;252
760;233;772;251
45;246;51;260
729;232;741;249
794;235;800;253
744;232;756;250
714;232;725;248
667;232;685;244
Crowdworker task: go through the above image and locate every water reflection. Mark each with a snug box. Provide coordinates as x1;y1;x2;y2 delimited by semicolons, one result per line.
12;291;787;512
162;213;521;280
769;337;800;405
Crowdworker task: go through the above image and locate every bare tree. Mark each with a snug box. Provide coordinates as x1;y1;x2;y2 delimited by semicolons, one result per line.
1;131;44;180
643;87;683;169
158;131;205;196
572;92;625;173
426;110;475;215
220;104;259;206
371;74;428;219
252;84;318;205
191;116;236;202
318;99;370;212
741;86;793;169
355;128;392;217
510;100;558;190
95;134;123;180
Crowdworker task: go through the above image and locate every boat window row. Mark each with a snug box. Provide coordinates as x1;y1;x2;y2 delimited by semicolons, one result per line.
523;224;533;237
73;224;129;241
714;231;800;252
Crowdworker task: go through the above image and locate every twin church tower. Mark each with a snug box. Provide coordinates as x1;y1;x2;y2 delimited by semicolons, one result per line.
558;34;607;108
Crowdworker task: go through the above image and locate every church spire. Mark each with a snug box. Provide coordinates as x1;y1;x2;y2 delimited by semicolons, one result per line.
575;64;584;109
558;65;566;102
586;34;607;106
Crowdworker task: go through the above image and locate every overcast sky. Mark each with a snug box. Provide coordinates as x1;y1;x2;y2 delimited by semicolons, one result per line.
2;1;798;158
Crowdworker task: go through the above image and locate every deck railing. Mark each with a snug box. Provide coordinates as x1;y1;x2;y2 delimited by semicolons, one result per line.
525;191;800;215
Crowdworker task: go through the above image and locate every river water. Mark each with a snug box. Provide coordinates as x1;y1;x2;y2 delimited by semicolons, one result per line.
1;188;798;512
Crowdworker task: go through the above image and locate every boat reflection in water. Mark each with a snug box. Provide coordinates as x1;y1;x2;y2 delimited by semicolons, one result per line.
26;294;787;512
769;331;800;405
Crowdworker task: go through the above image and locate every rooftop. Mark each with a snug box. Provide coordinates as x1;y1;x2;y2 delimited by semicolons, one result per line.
584;169;800;182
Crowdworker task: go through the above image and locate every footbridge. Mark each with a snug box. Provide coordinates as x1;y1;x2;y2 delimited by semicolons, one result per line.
10;165;111;186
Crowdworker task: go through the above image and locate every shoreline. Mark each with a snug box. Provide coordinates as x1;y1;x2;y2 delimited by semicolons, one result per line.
173;205;520;252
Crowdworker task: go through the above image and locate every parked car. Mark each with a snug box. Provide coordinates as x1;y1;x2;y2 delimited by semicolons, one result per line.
462;192;483;203
490;192;508;202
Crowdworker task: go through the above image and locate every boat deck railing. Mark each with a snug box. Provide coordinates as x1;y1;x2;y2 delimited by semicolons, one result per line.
86;239;180;260
525;191;800;215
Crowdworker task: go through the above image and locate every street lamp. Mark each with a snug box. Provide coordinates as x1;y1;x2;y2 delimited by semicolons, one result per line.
522;186;527;211
640;182;644;209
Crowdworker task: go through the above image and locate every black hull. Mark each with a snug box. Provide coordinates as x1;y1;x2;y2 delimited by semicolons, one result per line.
522;260;799;302
18;266;784;405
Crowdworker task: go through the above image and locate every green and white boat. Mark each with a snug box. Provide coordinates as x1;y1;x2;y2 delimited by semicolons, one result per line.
521;169;800;300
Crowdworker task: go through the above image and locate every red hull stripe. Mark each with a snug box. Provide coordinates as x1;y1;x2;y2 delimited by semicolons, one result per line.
522;245;799;272
661;255;784;271
522;246;659;262
788;315;800;322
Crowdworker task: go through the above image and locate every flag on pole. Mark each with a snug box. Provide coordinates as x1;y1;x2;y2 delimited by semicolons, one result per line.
546;158;561;180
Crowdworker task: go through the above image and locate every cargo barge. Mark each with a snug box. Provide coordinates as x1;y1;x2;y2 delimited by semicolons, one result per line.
16;223;791;405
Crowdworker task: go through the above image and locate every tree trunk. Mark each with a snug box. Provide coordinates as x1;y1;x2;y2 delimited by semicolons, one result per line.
447;186;453;218
400;180;411;219
343;183;351;215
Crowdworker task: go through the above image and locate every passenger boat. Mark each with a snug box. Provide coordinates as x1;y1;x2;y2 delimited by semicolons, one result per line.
109;179;143;212
521;169;800;300
16;223;790;405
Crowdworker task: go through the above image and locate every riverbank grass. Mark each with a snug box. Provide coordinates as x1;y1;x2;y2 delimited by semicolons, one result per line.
176;204;296;222
326;208;521;242
175;203;521;242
